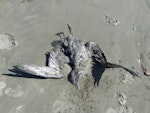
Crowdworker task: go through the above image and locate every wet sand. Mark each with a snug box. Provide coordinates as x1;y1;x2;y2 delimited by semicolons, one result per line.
0;0;150;113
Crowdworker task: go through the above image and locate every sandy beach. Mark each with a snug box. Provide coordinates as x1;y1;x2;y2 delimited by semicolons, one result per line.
0;0;150;113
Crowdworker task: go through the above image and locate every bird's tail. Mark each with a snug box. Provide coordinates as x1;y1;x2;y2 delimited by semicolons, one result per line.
103;62;139;77
105;62;122;68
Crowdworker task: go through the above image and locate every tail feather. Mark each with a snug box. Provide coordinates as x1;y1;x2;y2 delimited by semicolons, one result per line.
16;64;63;78
104;62;139;77
105;62;122;68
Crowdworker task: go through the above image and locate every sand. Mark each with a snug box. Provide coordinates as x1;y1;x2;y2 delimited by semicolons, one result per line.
0;0;150;113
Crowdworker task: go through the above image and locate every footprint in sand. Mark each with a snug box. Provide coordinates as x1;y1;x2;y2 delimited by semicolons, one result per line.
104;15;120;26
15;105;24;113
119;73;134;84
53;0;68;6
83;0;99;6
110;92;135;113
0;81;6;96
5;82;24;98
52;89;76;113
21;0;33;3
114;92;127;105
106;106;135;113
0;33;17;50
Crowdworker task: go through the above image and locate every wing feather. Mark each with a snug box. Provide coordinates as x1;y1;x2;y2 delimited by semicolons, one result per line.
16;64;63;78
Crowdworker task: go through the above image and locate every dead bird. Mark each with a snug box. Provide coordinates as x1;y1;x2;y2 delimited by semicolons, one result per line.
54;25;91;89
85;41;139;77
16;25;91;89
15;25;138;89
16;48;69;78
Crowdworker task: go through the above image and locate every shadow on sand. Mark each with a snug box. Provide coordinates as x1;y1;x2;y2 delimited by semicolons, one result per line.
67;61;105;87
45;52;50;66
92;62;105;87
3;64;105;87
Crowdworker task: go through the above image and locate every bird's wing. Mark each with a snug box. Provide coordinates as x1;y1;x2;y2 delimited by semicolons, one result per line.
51;40;63;48
16;64;63;78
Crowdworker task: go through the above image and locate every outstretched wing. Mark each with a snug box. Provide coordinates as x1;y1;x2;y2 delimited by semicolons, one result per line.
16;64;63;78
15;49;69;79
